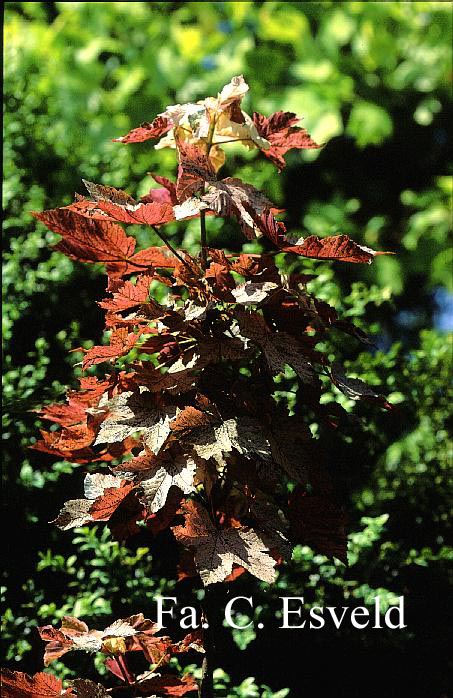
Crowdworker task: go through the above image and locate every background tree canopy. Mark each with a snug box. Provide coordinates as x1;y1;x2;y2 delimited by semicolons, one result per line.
2;2;452;697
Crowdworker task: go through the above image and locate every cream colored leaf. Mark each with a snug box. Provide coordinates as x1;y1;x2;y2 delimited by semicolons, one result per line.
159;102;210;140
53;499;92;530
139;455;197;513
71;632;103;652
173;197;207;221
215;110;270;150
102;620;139;638
187;417;271;463
182;299;215;322
94;390;177;454
152;77;268;172
217;75;249;107
83;473;124;500
201;178;273;239
208;144;226;172
173;500;276;585
231;281;278;305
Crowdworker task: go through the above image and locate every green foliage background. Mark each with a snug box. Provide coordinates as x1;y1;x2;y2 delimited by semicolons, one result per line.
3;2;452;696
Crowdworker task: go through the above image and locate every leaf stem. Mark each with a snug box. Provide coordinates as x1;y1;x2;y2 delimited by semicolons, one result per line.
199;111;218;269
210;137;254;145
200;211;208;270
150;224;192;270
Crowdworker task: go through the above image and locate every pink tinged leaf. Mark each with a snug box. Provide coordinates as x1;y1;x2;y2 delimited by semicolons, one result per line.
105;655;134;683
141;174;178;205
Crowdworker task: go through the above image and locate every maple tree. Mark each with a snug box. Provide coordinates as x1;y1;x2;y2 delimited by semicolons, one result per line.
2;76;394;698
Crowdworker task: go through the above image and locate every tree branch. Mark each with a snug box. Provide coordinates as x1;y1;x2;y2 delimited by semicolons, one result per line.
199;583;223;698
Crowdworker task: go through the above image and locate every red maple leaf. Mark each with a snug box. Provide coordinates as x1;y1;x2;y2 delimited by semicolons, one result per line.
136;673;198;696
89;482;136;521
113;115;172;143
33;208;174;276
282;234;392;264
253;110;321;170
98;273;153;312
95;200;176;227
82;328;143;369
0;669;74;697
288;486;348;564
37;396;88;428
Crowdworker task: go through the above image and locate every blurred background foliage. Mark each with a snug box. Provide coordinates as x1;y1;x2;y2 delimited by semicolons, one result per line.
2;2;452;696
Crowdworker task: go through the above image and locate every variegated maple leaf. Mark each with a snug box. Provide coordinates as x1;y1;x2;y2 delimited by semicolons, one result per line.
174;168;276;241
94;389;177;454
172;500;277;585
185;416;272;464
172;141;287;241
119;453;198;514
282;234;391;264
115;76;270;172
53;473;135;530
236;310;317;384
27;77;397;687
38;614;163;666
